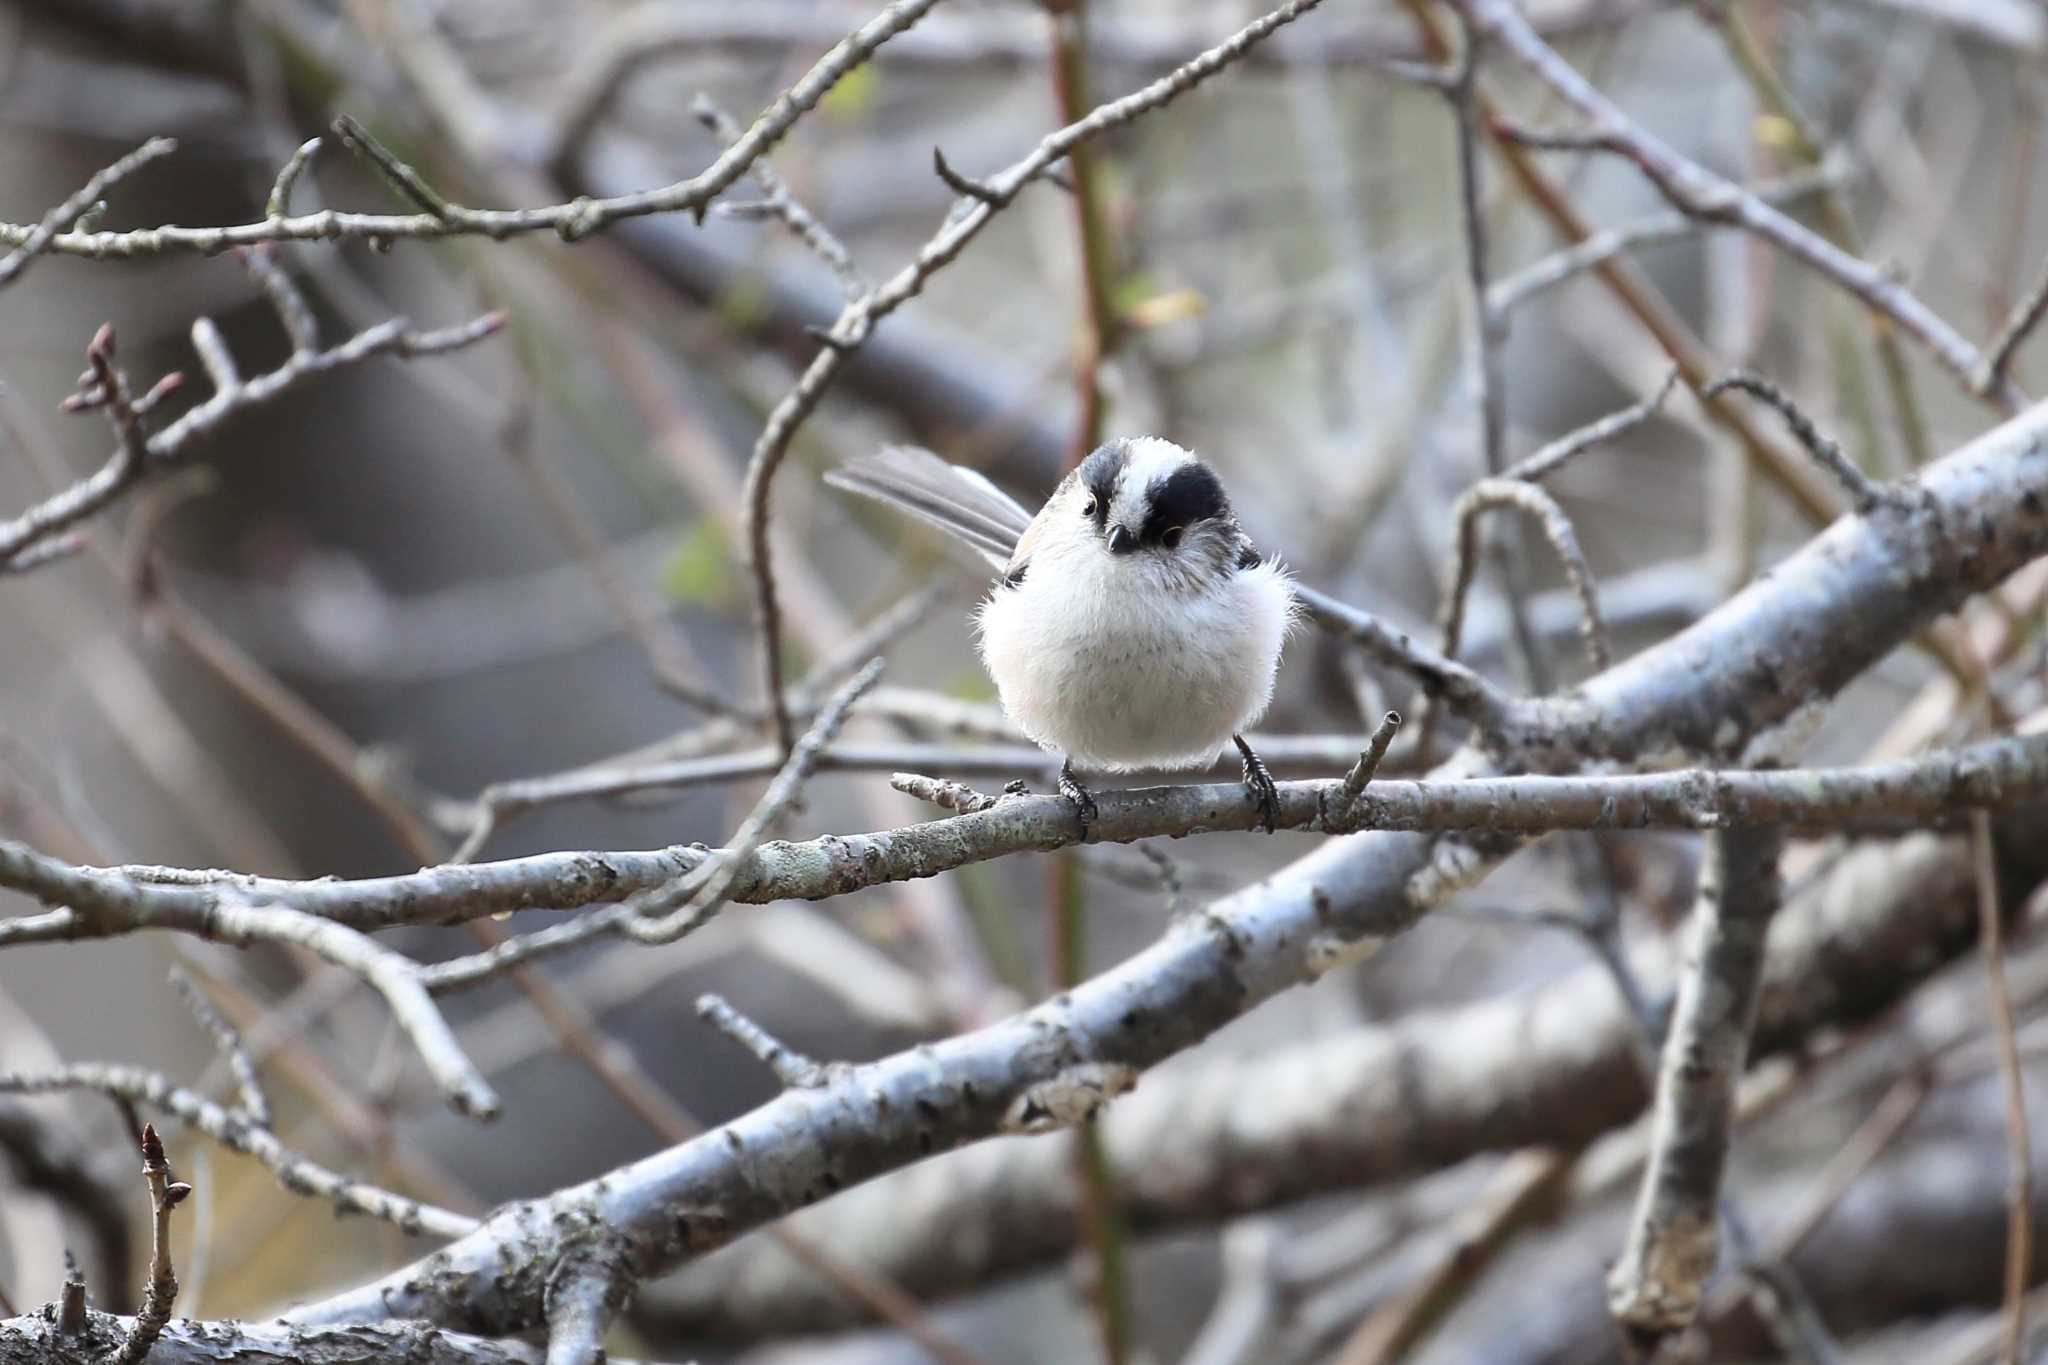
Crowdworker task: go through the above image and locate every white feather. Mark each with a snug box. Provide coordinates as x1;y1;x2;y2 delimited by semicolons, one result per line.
830;442;1299;772
976;531;1296;771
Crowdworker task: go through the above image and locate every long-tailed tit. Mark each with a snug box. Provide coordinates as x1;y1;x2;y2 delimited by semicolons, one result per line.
828;437;1298;829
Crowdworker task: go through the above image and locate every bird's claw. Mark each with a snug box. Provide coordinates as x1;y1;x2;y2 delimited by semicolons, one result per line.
1235;734;1280;834
1058;759;1099;834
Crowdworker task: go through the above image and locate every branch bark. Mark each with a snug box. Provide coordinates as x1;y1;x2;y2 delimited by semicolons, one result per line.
1607;827;1785;1340
610;820;2041;1338
278;397;2048;1338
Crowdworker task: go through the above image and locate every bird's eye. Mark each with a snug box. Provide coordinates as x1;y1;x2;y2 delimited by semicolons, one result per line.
1162;525;1185;549
1081;496;1098;519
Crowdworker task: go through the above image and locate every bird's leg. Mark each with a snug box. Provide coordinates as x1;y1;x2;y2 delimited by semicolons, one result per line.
1234;734;1281;833
1057;757;1099;833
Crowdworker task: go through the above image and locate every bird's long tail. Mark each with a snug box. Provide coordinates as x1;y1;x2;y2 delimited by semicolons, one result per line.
824;445;1034;572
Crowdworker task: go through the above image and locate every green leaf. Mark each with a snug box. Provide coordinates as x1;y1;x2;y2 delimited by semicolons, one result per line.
661;522;733;606
822;64;881;123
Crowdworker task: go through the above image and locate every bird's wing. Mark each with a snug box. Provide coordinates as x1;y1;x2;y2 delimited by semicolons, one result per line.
825;445;1035;573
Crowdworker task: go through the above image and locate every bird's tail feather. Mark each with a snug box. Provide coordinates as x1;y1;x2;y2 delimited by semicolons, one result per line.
825;445;1034;572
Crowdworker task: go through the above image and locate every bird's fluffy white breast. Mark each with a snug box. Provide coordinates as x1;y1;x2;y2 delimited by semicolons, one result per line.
975;542;1296;771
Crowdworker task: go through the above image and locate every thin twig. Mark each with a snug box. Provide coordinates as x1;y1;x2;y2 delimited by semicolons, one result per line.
1341;712;1404;799
107;1123;193;1365
1487;160;1849;315
1445;20;1549;695
696;994;829;1088
1979;248;2048;398
696;96;863;295
264;136;323;219
1441;478;1610;672
0;310;503;568
1293;584;1524;741
168;967;270;1128
742;0;1334;749
0;138;176;288
620;658;885;943
1698;2;1930;467
237;243;320;355
1452;0;2020;410
1506;368;1679;483
1975;810;2033;1365
332;114;456;221
0;3;945;256
1701;372;1886;513
0;1064;474;1237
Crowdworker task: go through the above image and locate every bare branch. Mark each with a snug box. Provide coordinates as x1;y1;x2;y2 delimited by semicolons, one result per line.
0;137;175;288
6;732;2046;967
236;242;320;355
1488;160;1850;314
891;771;1008;814
1506;368;1679;484
332;114;457;221
0;1;945;256
109;1122;191;1365
1291;584;1525;741
264;135;323;220
1979;247;2048;398
1701;371;1887;513
0;309;503;571
542;1262;626;1365
1975;810;2034;1365
742;0;1335;748
1442;479;1610;672
1340;711;1404;799
616;658;883;945
210;899;498;1118
5;1315;566;1362
696;96;862;295
1444;20;1549;694
1450;0;2018;409
168;967;270;1128
1609;827;1785;1341
0;1063;474;1238
696;994;829;1088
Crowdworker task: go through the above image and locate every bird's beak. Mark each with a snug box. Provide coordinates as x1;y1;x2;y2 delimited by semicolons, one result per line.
1105;524;1137;555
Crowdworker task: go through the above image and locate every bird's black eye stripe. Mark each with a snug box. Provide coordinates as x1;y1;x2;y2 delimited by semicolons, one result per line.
1076;439;1128;526
1142;460;1229;546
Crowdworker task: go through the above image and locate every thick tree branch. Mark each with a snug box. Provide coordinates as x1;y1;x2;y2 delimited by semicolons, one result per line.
1608;827;1785;1341
273;394;2048;1339
515;822;2047;1337
0;1316;589;1364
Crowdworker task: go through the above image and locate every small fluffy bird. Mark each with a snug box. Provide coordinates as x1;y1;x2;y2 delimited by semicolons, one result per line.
827;437;1298;829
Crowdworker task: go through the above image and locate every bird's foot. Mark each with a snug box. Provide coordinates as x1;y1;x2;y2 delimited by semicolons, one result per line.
1234;734;1281;833
1058;758;1099;834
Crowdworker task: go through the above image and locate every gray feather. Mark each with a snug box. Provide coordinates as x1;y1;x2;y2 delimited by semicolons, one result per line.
825;445;1034;572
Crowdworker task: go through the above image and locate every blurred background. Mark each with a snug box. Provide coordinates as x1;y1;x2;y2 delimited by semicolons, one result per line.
0;0;2045;1361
